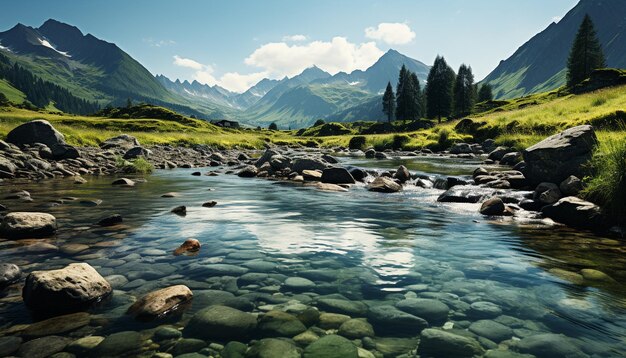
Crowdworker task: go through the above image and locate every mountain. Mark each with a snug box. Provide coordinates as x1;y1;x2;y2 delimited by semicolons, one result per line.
482;0;626;98
0;19;229;119
238;50;430;127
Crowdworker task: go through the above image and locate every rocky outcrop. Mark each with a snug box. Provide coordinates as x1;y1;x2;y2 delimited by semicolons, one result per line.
100;134;140;149
22;263;112;313
127;285;193;321
522;125;597;185
541;196;604;229
0;212;57;239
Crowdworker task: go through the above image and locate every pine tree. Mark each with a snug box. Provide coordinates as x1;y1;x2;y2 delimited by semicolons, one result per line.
395;65;409;121
567;14;605;87
408;72;422;121
426;56;455;122
478;84;494;102
382;81;396;123
126;98;133;108
268;122;278;130
453;64;475;117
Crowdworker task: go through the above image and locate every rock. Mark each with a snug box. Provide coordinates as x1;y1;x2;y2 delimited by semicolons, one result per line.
418;329;485;358
541;196;604;229
22;312;90;337
314;183;348;192
202;201;217;208
374;337;418;357
322;154;339;164
238;165;258;178
247;338;300;358
321;167;355;184
0;156;17;175
480;197;505;216
127;285;193;320
171;205;187;215
533;182;562;205
269;155;291;171
450;143;473;154
66;336;105;355
302;170;322;181
174;239;201;256
437;186;496;203
349;168;367;182
292;158;328;173
171;338;206;356
522;125;597;185
469;320;513;342
294;330;321;346
191;171;201;176
303;334;358;358
416;178;434;188
514;333;586;358
101;134;140;149
17;336;72;358
258;310;307;337
393;165;411;183
368;177;402;193
184;305;257;340
318;313;351;329
559;175;583;196
488;147;512;161
50;144;79;160
468;301;502;319
22;263;112;313
222;341;247;358
317;298;368;316
6;119;66;147
367;305;428;335
255;149;280;167
0;336;22;357
153;327;182;342
111;178;135;186
60;243;89;255
0;212;57;238
284;277;316;290
97;214;123;227
580;268;615;282
0;263;21;287
500;152;522;165
338;319;374;339
374;151;389;159
90;331;145;357
395;298;450;325
123;146;152;159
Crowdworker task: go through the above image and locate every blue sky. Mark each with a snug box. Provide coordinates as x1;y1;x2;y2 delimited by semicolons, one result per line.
1;0;578;92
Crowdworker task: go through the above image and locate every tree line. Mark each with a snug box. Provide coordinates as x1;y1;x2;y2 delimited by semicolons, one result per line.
383;59;493;123
0;53;99;114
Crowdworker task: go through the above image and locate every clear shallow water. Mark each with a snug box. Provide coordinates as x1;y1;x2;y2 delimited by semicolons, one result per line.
1;156;626;357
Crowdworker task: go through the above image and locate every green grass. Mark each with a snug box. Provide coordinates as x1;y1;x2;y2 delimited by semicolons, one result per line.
115;156;154;174
581;136;626;221
0;79;26;104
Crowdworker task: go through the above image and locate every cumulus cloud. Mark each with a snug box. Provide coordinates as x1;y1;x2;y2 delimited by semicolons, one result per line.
244;37;383;78
365;22;416;45
173;55;205;71
219;71;269;93
282;34;307;42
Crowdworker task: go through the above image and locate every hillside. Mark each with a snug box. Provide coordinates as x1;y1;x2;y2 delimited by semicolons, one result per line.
483;0;626;99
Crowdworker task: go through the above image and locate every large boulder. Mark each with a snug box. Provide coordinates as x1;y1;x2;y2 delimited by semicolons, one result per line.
522;125;597;185
22;263;112;313
127;285;193;321
368;177;402;193
450;143;472;154
123;146;152;159
0;212;57;239
184;305;257;340
100;134;140;149
394;165;411;183
6;120;66;148
321;167;355;184
541;196;604;229
50;144;80;160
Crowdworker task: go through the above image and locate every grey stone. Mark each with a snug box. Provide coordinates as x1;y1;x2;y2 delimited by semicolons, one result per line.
367;305;428;335
480;197;505;216
469;320;514;342
184;305;257;340
418;328;484;358
395;298;450;325
368;177;402;193
247;338;300;358
0;263;21;287
303;334;358;358
541;196;604;229
514;333;587;358
7;119;66;148
0;212;56;239
321;167;355;184
90;331;144;357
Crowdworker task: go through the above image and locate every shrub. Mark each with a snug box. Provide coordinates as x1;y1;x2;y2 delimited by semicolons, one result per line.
268;122;278;130
437;129;452;148
581;137;626;221
392;134;410;150
313;119;326;127
348;136;366;150
115;156;154;174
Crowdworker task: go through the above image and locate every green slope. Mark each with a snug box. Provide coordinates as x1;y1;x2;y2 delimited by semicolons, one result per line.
0;78;26;103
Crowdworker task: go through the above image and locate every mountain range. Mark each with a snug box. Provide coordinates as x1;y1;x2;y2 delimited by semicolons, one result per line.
483;0;626;98
0;0;624;126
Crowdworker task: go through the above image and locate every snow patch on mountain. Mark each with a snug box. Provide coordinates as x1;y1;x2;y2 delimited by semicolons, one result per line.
38;38;70;57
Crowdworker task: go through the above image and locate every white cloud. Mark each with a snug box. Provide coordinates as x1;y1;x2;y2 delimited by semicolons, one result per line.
365;22;416;45
244;37;383;78
143;38;176;47
219;72;269;93
282;34;307;42
173;55;205;70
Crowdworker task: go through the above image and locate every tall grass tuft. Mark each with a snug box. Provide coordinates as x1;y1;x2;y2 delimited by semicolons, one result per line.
115;156;154;174
581;137;626;221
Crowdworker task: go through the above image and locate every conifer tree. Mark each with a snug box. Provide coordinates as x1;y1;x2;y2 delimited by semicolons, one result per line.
478;83;494;102
567;14;605;87
453;64;475;117
382;81;396;123
408;72;422;121
426;56;455;122
395;65;408;121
